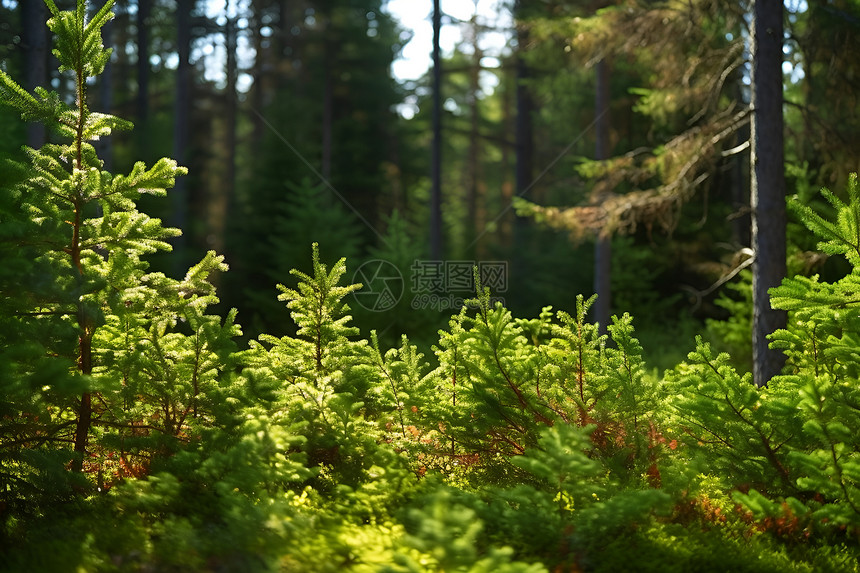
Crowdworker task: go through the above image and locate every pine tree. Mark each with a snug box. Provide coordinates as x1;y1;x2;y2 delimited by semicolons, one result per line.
515;0;748;239
0;0;239;502
242;244;385;487
669;174;860;537
761;173;860;525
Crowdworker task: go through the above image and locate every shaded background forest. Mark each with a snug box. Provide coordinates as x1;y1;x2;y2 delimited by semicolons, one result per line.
1;0;859;370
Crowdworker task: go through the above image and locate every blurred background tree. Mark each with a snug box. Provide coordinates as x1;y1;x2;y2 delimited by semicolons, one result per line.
2;0;859;369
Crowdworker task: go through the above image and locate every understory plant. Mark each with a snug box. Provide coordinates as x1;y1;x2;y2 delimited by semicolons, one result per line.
665;174;860;547
0;0;240;504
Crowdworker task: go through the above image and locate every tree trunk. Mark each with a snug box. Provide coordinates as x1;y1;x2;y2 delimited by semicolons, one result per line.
465;6;482;255
136;0;150;126
172;0;193;275
593;58;611;333
430;0;443;259
22;0;48;149
750;0;787;386
514;36;533;209
321;48;333;181
513;5;534;287
499;65;514;248
218;0;237;258
249;0;267;153
225;3;237;192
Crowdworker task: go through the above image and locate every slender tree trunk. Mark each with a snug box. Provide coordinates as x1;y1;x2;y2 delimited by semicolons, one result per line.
217;0;237;258
71;65;93;474
500;66;514;248
225;4;237;193
430;0;443;259
22;0;48;149
136;0;150;127
249;1;267;152
71;354;92;472
593;58;611;333
513;6;534;284
321;48;333;181
750;0;787;386
465;8;482;256
172;0;193;274
514;41;533;205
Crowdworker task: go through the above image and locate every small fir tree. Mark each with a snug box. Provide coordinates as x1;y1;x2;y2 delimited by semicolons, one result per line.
668;174;860;541
242;244;384;488
0;0;240;502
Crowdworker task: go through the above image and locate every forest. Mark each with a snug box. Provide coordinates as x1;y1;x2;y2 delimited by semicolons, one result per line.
2;0;860;570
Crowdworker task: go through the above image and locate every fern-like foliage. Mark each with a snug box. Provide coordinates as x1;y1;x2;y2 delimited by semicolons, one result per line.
274;242;363;377
419;273;661;489
382;487;550;573
458;282;555;454
666;338;799;492
669;174;860;539
788;173;860;267
511;423;671;562
243;244;383;488
748;176;860;530
370;331;433;458
541;295;605;427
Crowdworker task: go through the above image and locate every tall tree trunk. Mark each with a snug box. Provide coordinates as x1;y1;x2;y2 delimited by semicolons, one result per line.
225;3;237;193
465;7;482;256
430;0;443;259
22;0;48;149
750;0;787;386
172;0;193;275
321;49;333;181
499;66;514;248
513;4;534;285
136;0;150;126
71;63;94;474
217;0;237;258
593;58;611;333
514;41;533;205
249;1;267;153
